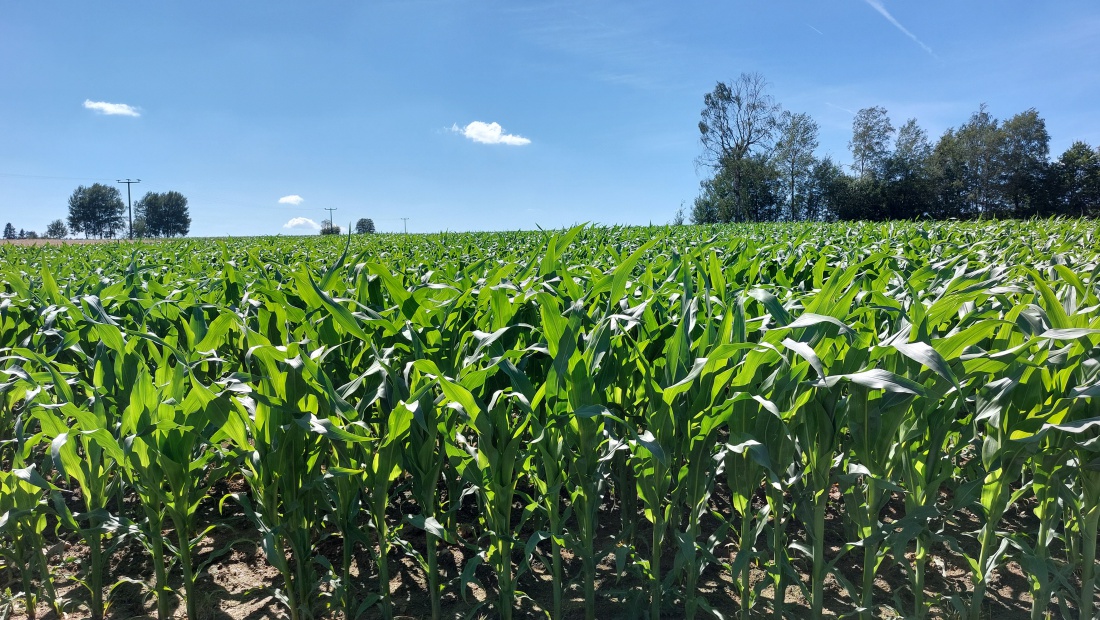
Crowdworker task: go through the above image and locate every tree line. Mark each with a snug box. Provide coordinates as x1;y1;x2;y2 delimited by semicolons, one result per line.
691;72;1100;224
3;219;71;241
319;218;377;236
68;183;191;238
3;183;192;241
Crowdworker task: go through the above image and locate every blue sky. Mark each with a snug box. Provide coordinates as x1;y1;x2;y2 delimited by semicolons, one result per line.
1;1;1098;236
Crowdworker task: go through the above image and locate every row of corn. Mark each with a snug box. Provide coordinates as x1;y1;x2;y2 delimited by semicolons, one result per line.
1;221;1098;619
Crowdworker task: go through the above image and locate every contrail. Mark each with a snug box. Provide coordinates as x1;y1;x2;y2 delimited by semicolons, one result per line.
862;0;936;57
825;102;856;115
808;24;824;36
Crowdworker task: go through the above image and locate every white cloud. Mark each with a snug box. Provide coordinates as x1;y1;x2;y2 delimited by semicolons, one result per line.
452;121;531;146
283;217;320;230
862;0;936;57
83;99;141;117
278;195;304;205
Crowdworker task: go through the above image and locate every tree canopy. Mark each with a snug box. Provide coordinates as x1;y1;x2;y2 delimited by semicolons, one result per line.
67;183;125;238
45;219;68;239
135;191;191;237
320;220;341;235
355;218;376;234
692;75;1099;223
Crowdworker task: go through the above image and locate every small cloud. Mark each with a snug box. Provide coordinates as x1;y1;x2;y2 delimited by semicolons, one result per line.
283;217;320;230
83;99;141;117
278;195;304;205
451;121;531;146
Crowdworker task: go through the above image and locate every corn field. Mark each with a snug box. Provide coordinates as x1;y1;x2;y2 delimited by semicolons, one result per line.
1;221;1099;619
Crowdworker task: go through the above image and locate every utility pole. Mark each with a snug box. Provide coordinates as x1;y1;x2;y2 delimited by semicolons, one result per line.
400;217;409;234
117;179;141;239
325;207;337;231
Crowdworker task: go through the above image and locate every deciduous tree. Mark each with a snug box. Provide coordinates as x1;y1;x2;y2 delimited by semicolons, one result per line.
998;109;1050;216
955;104;1003;217
135;191;191;237
850;106;894;179
1053;141;1100;217
697;72;781;220
773;111;819;221
45;219;68;239
883;119;934;219
803;156;847;221
355;218;376;234
67;183;125;238
692;154;781;223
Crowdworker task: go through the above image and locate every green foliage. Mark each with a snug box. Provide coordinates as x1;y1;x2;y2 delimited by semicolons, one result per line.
1;221;1099;620
66;183;125;238
850;106;895;179
1054;141;1100;217
135;190;191;237
355;217;375;234
692;154;782;223
693;78;1096;223
45;219;67;239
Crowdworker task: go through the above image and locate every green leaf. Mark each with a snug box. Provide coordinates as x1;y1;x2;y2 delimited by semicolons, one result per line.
813;369;928;397
892;340;959;389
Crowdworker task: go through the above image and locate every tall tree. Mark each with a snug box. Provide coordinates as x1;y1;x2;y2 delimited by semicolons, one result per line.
3;222;15;239
697;72;782;220
894;118;933;168
849;106;895;179
929;129;967;219
698;72;780;167
997;109;1050;216
355;218;376;234
773;111;820;221
1053;141;1100;217
803;156;847;221
67;183;125;238
136;191;191;237
955;104;1003;217
883;118;935;219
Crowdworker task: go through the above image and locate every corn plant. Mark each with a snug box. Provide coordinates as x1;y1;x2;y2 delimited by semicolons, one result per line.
223;343;341;620
2;219;1100;620
120;358;235;620
431;360;531;620
0;412;57;620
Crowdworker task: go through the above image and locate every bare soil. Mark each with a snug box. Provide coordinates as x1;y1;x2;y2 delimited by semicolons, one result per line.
4;475;1087;620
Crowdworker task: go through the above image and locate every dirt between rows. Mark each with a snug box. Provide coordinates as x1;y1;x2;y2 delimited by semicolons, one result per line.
4;474;1085;619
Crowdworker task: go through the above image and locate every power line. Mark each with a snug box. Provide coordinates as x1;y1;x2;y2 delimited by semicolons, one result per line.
117;179;141;239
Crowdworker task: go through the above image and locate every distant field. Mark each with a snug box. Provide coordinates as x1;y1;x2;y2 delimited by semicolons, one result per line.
0;237;125;246
1;221;1098;620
